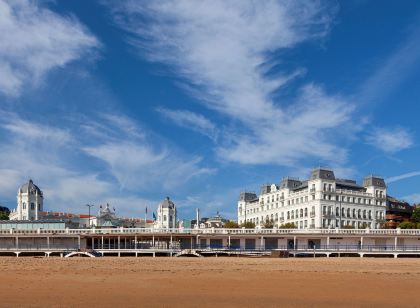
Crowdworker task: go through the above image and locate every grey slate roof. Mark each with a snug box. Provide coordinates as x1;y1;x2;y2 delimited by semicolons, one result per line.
310;168;335;180
160;197;175;209
19;179;43;196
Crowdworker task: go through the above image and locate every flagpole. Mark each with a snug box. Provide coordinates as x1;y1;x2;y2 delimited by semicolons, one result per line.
144;204;147;228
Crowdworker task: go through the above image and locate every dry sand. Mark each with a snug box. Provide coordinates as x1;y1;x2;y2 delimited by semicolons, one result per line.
0;257;419;307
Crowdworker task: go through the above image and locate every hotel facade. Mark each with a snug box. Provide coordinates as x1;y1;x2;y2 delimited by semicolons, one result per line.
238;168;387;229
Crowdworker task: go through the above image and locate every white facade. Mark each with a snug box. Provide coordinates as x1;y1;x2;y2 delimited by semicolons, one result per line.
238;168;387;229
155;197;177;229
9;179;44;221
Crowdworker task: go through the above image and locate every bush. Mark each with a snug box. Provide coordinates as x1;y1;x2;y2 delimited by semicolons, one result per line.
263;219;274;229
240;221;256;228
278;222;297;229
398;221;416;229
224;220;239;228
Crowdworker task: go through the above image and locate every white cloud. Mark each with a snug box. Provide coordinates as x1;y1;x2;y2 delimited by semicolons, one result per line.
359;23;420;104
83;141;215;191
366;127;413;153
386;171;420;184
156;107;218;140
0;0;99;96
110;1;358;167
401;194;420;205
2;115;73;145
0;111;213;216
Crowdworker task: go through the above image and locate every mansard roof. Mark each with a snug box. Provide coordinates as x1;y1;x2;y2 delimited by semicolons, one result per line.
363;175;386;188
310;168;335;180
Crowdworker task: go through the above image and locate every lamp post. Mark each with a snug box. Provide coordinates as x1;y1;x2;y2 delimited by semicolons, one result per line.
85;204;94;228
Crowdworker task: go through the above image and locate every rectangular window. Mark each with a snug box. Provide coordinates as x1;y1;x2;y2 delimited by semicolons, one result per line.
30;203;35;210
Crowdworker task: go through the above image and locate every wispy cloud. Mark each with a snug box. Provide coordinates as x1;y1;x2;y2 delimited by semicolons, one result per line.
109;1;359;168
386;171;420;184
156;107;218;140
366;127;413;153
83;141;215;191
0;0;99;96
401;193;420;205
0;110;213;215
359;20;420;104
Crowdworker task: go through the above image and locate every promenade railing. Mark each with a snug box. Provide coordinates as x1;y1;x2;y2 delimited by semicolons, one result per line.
2;227;420;236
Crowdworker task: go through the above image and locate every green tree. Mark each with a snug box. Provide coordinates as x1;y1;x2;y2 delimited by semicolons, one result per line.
263;219;274;229
398;221;416;229
342;224;354;229
278;222;297;229
224;220;239;228
240;221;256;228
411;207;420;223
0;212;9;220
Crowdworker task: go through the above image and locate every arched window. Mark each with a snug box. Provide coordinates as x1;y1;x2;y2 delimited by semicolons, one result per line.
342;208;345;217
287;211;290;219
304;208;308;217
352;209;356;218
300;209;303;218
336;207;340;216
275;213;278;222
358;209;361;219
347;208;351;217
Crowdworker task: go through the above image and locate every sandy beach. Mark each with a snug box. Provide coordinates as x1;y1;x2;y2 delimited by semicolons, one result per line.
0;257;419;307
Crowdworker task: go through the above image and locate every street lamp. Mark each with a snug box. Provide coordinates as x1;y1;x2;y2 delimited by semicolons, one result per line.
85;204;94;228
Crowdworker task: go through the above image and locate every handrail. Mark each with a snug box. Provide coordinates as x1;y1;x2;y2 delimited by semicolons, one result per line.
1;227;420;236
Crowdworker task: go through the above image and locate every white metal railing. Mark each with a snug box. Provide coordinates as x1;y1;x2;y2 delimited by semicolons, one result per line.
335;189;373;197
1;227;420;236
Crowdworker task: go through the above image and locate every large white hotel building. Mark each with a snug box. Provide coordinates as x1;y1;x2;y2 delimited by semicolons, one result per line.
238;168;387;229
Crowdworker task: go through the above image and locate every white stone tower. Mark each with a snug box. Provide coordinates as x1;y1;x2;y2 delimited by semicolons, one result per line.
156;197;177;229
9;179;44;221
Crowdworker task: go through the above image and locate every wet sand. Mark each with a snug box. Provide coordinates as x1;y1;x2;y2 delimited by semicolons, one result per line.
0;257;419;307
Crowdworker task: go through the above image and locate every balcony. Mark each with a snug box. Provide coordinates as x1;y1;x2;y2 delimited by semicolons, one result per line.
322;213;335;219
310;188;316;193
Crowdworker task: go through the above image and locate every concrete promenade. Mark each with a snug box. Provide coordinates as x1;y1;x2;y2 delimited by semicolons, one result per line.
1;227;420;258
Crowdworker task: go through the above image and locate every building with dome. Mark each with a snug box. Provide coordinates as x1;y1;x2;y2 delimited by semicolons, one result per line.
9;179;44;221
155;197;177;229
93;203;122;228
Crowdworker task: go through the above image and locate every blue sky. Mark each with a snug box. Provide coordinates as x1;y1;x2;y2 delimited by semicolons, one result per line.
1;0;420;219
